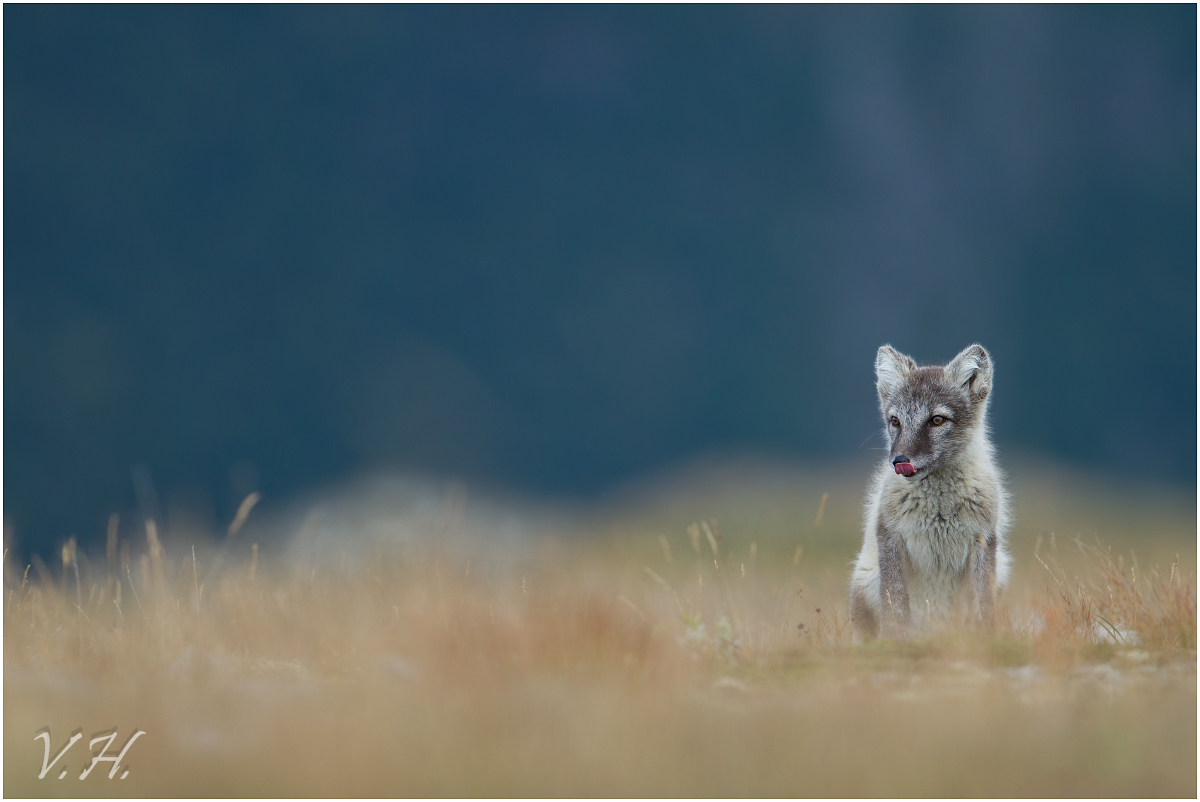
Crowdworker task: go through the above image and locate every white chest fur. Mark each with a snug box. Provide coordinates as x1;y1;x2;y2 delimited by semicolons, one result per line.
881;465;997;622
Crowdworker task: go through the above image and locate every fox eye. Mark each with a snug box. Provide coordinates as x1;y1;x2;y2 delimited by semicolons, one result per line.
930;415;945;426
889;416;900;427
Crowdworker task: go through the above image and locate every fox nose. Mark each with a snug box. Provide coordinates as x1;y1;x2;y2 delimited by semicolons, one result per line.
892;455;910;465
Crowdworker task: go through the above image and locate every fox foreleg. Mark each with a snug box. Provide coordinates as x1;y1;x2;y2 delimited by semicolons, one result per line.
971;530;998;628
876;521;911;637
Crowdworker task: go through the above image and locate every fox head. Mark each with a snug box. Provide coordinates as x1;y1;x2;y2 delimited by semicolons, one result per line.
875;344;993;479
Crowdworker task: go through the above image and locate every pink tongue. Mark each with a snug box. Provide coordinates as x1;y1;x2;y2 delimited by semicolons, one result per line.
894;462;916;476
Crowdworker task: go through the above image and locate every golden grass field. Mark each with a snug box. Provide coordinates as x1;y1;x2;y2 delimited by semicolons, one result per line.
4;457;1196;797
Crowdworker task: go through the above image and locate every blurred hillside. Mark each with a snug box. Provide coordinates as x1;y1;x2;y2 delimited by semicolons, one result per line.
4;5;1195;557
131;454;1194;590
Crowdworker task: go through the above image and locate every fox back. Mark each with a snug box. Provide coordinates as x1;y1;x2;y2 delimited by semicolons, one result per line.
850;344;1010;638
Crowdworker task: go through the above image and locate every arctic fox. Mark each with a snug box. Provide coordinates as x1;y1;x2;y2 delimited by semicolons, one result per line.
849;344;1011;639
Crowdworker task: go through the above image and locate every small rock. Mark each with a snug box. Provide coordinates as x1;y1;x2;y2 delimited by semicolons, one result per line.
712;676;748;693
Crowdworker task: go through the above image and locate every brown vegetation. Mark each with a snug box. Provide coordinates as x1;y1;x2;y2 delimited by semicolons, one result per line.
4;468;1195;797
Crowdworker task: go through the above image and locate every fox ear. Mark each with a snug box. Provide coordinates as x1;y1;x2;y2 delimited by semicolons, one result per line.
945;344;992;400
876;345;916;401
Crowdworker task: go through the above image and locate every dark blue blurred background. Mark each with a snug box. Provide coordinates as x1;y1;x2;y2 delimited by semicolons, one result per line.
5;5;1196;557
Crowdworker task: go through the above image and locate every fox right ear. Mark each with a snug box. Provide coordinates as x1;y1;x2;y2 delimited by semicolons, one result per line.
944;343;992;400
876;345;916;401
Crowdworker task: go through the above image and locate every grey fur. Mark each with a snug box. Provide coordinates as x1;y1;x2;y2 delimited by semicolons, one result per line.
850;344;1011;639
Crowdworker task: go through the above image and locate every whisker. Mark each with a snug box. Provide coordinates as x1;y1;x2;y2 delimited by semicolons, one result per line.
859;429;885;448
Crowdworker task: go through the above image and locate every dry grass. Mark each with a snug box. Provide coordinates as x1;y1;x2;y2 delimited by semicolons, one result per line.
3;465;1196;797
